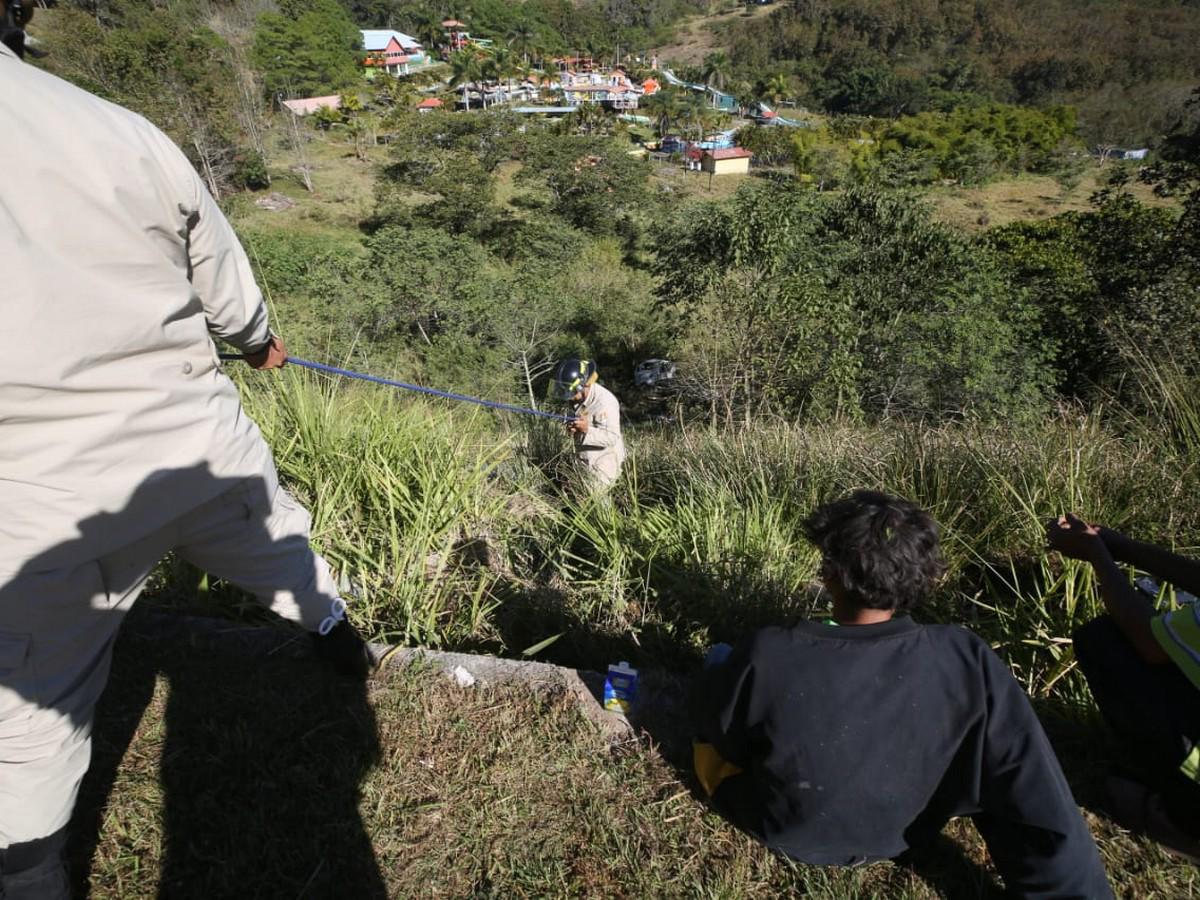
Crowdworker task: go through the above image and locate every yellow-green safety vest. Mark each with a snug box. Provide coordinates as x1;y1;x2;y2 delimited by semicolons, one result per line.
1151;604;1200;782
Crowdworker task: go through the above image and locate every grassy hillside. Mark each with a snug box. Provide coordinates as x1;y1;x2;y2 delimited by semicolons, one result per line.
19;2;1200;887
76;615;1198;897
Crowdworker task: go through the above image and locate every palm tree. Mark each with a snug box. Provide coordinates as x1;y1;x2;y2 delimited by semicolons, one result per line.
569;102;610;136
507;21;536;66
449;50;482;110
411;11;442;58
645;89;683;137
490;47;516;104
765;73;790;109
682;92;709;140
701;51;731;94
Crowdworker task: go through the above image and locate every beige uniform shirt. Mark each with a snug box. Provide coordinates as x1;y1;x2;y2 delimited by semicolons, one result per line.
0;44;275;575
571;382;626;485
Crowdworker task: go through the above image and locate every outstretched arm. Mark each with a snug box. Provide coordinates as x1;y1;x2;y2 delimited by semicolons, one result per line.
1097;527;1200;596
1046;514;1168;664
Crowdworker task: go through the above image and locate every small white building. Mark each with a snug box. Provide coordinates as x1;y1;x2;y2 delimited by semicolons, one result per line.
699;147;753;175
281;95;341;116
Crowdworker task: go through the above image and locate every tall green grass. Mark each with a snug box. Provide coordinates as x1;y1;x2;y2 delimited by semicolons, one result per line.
222;362;1200;710
242;371;517;646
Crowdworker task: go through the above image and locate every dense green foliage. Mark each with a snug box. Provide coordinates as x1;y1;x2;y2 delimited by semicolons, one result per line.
344;0;711;60
878;104;1080;184
38;6;248;196
656;186;1053;422
253;0;364;99
712;0;1200;145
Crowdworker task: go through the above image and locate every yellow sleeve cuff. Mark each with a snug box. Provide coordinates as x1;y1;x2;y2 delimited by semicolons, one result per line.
693;742;744;797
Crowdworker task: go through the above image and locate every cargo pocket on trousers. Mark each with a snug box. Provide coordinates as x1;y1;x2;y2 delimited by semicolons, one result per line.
0;632;35;740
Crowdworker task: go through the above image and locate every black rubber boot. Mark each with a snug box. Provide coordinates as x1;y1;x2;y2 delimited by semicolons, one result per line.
311;620;375;680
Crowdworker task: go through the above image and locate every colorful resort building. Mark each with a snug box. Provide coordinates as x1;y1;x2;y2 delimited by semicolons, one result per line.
558;68;659;111
361;29;424;76
442;20;470;51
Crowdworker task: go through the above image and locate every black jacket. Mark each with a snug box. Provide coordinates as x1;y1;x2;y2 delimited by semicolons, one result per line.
693;617;1111;899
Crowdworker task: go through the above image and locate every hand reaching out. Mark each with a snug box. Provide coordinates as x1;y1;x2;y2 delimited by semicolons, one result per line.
1046;512;1106;561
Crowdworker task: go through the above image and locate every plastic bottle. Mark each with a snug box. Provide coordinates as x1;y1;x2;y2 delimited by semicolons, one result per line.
603;661;638;714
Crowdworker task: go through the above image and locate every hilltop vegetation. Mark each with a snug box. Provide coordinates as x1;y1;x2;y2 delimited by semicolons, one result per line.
707;0;1200;147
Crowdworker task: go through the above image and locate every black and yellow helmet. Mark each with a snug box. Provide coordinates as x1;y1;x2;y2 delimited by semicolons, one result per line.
553;358;598;400
2;0;34;58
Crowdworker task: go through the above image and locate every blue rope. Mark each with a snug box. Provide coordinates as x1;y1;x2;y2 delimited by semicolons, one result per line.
220;353;573;423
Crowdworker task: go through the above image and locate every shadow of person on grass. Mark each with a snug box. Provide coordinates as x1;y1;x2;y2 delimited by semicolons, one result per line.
0;465;384;898
69;607;385;899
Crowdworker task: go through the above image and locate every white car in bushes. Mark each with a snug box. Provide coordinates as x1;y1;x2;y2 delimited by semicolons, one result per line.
634;358;677;388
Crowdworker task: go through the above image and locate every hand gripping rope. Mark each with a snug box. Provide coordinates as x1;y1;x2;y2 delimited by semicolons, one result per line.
220;354;574;423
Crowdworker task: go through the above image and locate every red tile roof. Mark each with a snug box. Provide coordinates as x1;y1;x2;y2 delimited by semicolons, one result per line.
705;147;753;160
416;98;444;108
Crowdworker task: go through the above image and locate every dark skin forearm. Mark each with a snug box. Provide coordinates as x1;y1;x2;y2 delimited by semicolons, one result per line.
1047;513;1170;665
1100;528;1200;596
1083;539;1169;665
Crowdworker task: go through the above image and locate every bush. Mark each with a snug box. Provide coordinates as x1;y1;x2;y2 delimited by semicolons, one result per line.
234;151;271;191
876;104;1082;184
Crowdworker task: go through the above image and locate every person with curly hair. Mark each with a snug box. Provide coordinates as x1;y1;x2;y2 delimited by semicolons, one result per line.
692;490;1110;898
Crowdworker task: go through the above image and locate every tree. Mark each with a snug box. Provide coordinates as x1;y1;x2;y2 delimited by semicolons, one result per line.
358;225;494;344
701;51;731;94
764;73;790;108
644;89;685;137
655;185;1052;423
409;10;444;56
344;113;379;162
490;47;518;103
253;0;362;99
449;50;483;110
507;20;537;65
559;102;613;137
48;10;246;198
517;134;651;232
419;154;498;234
284;108;315;191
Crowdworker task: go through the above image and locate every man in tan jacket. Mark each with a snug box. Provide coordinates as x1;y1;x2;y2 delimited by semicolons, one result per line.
0;16;367;897
553;358;626;489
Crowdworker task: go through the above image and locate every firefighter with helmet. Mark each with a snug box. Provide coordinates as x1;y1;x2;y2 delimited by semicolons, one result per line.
552;358;626;489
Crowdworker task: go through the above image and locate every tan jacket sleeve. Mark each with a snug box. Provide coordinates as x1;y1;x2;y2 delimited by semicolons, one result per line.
580;388;622;451
185;172;272;352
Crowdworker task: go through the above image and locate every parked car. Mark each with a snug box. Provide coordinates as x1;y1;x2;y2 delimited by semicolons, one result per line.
634;358;677;388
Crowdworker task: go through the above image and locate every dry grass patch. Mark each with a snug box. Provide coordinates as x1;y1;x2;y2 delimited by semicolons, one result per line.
656;2;779;66
226;125;383;233
70;610;1199;898
651;160;758;201
930;168;1176;232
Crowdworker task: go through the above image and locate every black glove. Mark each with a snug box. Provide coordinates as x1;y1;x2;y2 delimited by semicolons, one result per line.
311;621;373;680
